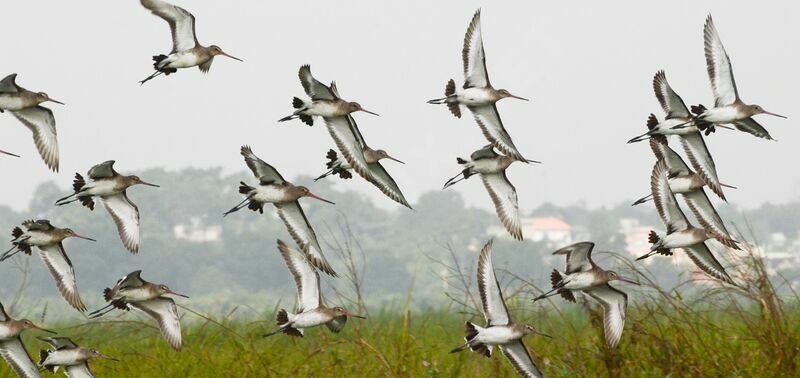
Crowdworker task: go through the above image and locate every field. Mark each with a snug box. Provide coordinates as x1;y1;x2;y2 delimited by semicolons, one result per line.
5;246;800;378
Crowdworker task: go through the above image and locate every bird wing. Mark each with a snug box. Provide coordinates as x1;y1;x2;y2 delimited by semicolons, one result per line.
0;338;41;378
462;10;490;88
116;270;146;291
10;106;59;172
648;137;690;176
584;284;627;349
470;144;499;161
652;70;691;119
140;0;199;53
240;146;285;185
325;315;348;333
298;65;337;100
731;117;774;140
0;301;7;321
100;192;141;254
277;240;320;312
24;220;54;231
682;190;730;237
65;363;94;378
703;16;739;107
274;201;336;277
683;242;733;284
87;161;118;179
324;115;374;182
38;243;86;312
468;105;526;161
0;74;20;93
651;161;689;231
366;161;412;209
476;240;510;326
129;297;182;351
40;337;78;350
481;172;522;240
552;242;596;274
679;133;724;200
499;340;543;378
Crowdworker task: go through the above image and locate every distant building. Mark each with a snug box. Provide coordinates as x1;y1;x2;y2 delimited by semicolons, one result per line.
174;217;222;242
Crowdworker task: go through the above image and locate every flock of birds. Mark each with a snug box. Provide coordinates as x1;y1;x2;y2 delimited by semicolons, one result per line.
0;2;787;377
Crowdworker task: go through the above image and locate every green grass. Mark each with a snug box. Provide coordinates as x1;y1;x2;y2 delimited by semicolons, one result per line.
6;299;800;377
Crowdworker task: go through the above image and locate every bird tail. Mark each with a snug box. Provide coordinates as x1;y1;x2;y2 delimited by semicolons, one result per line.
638;231;672;260
264;309;303;337
646;113;658;130
72;173;85;193
238;182;254;195
103;288;113;302
39;351;53;372
691;104;707;116
292;97;305;109
456;322;491;357
444;79;461;118
11;226;23;240
550;270;576;302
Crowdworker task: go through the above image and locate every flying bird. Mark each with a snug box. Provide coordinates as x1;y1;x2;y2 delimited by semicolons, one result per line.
55;161;159;254
444;145;537;240
223;146;338;276
0;74;62;171
0;302;56;378
38;337;116;377
89;270;187;351
138;0;242;85
428;10;530;162
314;148;403;181
684;15;786;140
637;161;738;285
449;240;547;377
1;220;95;312
534;242;639;349
632;137;733;237
264;240;365;338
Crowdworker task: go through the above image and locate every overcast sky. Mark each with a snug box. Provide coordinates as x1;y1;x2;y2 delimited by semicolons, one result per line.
1;1;798;213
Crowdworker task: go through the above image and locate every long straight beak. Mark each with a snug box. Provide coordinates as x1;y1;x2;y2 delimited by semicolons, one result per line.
617;277;640;285
222;53;243;62
386;156;405;164
716;125;734;130
72;233;96;242
535;330;552;338
764;111;787;119
510;95;529;101
167;290;189;298
34;325;57;334
360;109;379;116
140;181;160;187
306;192;335;205
48;99;65;105
98;354;119;362
345;312;366;319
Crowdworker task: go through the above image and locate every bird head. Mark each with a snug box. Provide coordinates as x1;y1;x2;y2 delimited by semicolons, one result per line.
332;306;365;319
347;102;379;116
208;45;243;62
496;89;528;101
748;104;786;119
35;92;64;105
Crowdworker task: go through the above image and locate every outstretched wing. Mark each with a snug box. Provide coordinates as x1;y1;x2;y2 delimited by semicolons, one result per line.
0;338;40;378
100;192;141;254
649;137;690;176
651;161;689;231
64;363;94;378
552;242;596;274
240;146;285;184
366;162;412;209
129;297;182;351
462;10;490;88
680;133;725;200
298;65;337;100
583;284;627;349
88;161;117;179
481;172;521;240
277;240;320;312
0;74;21;93
476;240;510;326
468;105;526;161
682;190;730;237
140;0;199;53
324;115;373;183
499;340;543;378
703;16;739;107
11;106;59;172
652;70;691;119
731;118;774;141
38;244;86;312
274;202;337;277
683;242;734;284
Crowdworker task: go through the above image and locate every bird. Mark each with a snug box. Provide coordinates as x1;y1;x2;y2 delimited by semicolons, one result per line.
314;148;403;181
264;240;365;337
443;145;537;240
54;160;159;254
38;337;116;377
427;10;530;162
449;240;547;378
1;220;96;312
0;301;55;378
637;161;738;285
682;15;786;140
278;65;378;127
138;0;242;85
0;74;62;171
632;137;733;237
88;270;187;351
223;146;338;276
533;242;639;349
278;66;408;208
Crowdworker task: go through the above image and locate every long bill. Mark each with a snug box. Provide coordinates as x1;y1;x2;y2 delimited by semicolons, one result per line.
222;53;243;62
140;180;160;187
167;290;189;298
306;192;335;205
71;232;96;242
360;108;379;116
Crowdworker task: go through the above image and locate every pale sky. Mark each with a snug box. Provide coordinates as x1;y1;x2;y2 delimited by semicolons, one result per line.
1;1;798;212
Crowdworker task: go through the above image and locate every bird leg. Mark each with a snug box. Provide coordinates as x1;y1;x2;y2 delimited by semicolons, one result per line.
223;197;252;217
631;193;653;206
138;71;164;86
